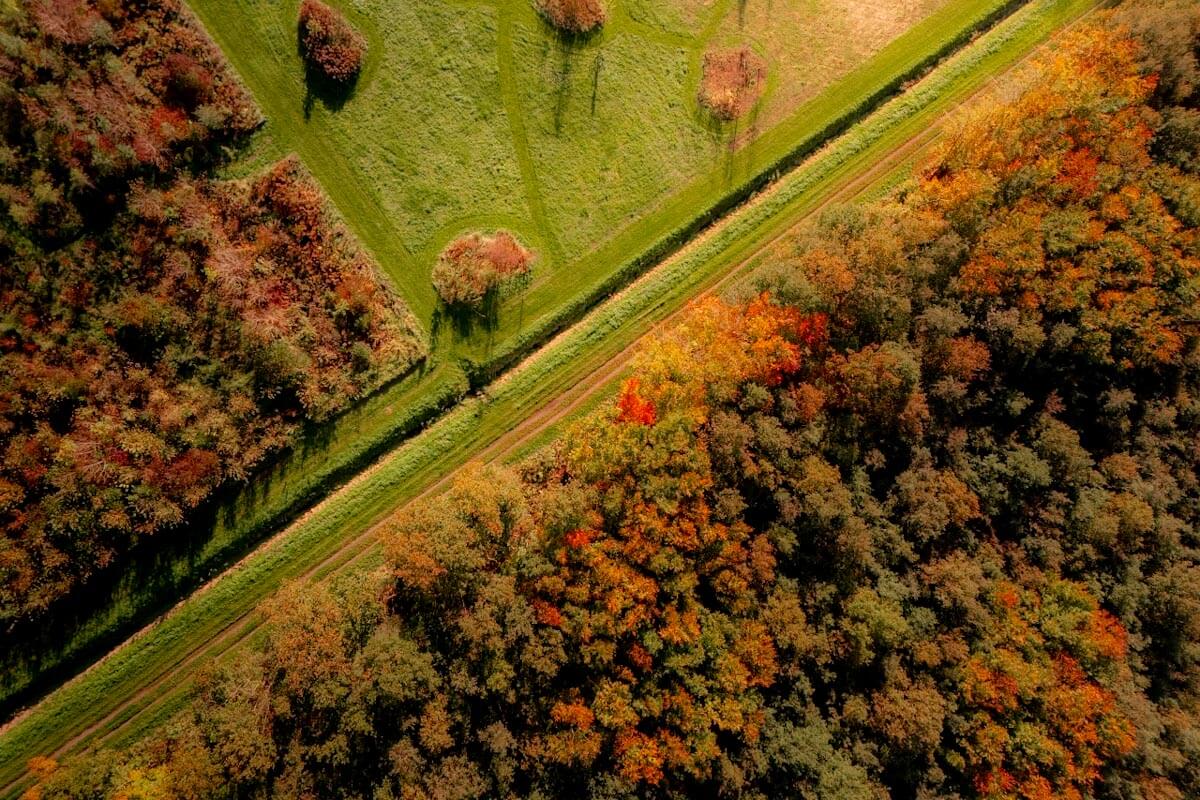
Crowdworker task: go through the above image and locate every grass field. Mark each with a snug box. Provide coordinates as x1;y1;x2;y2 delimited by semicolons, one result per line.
0;1;1099;794
187;0;1010;356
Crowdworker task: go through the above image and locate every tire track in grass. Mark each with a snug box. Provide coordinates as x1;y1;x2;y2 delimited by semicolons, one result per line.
0;2;1098;794
497;8;563;261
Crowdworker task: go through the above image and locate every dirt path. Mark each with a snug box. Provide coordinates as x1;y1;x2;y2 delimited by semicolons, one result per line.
0;4;1093;793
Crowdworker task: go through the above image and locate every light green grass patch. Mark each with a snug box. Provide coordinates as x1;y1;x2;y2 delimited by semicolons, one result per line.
621;0;719;40
190;0;530;320
509;25;715;259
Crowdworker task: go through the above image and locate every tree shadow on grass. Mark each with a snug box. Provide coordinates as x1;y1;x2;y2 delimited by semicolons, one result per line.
553;40;575;134
298;32;361;119
699;103;763;187
432;291;503;351
544;21;604;133
698;110;740;184
590;51;605;116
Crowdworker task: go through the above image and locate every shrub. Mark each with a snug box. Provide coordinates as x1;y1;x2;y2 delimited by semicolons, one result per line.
162;52;213;109
432;231;534;307
534;0;606;35
699;47;767;121
298;0;367;82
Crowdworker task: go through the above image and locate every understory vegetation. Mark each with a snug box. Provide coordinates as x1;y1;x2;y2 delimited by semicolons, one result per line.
26;10;1200;799
0;1;423;632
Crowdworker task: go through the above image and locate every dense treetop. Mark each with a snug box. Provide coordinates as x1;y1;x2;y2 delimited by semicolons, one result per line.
298;0;367;83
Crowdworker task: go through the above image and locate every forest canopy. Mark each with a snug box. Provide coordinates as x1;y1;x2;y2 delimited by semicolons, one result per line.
24;7;1200;799
0;0;424;629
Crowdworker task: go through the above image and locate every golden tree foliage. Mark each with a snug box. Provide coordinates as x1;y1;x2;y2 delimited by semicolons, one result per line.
918;26;1199;368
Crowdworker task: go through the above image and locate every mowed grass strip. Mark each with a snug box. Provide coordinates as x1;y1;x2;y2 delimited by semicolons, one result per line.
0;2;1097;795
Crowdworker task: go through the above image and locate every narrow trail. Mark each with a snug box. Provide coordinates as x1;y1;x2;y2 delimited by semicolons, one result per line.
0;3;1096;794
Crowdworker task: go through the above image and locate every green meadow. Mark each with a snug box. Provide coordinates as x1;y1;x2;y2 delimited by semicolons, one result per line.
187;0;1007;362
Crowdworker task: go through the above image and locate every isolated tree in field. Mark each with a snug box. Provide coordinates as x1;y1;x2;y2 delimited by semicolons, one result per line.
431;230;534;308
699;47;767;121
535;0;607;35
298;0;367;82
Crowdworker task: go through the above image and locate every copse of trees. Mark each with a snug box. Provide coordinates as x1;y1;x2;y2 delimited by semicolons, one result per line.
24;9;1200;800
699;47;767;122
0;2;423;629
534;0;607;36
431;230;534;309
0;0;261;246
298;0;367;83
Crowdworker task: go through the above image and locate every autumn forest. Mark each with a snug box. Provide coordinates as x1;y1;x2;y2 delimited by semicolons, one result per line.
1;0;1198;799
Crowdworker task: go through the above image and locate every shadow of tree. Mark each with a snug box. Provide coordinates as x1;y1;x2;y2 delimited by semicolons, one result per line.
297;29;361;119
553;43;574;134
590;51;604;116
436;290;504;346
541;15;606;133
